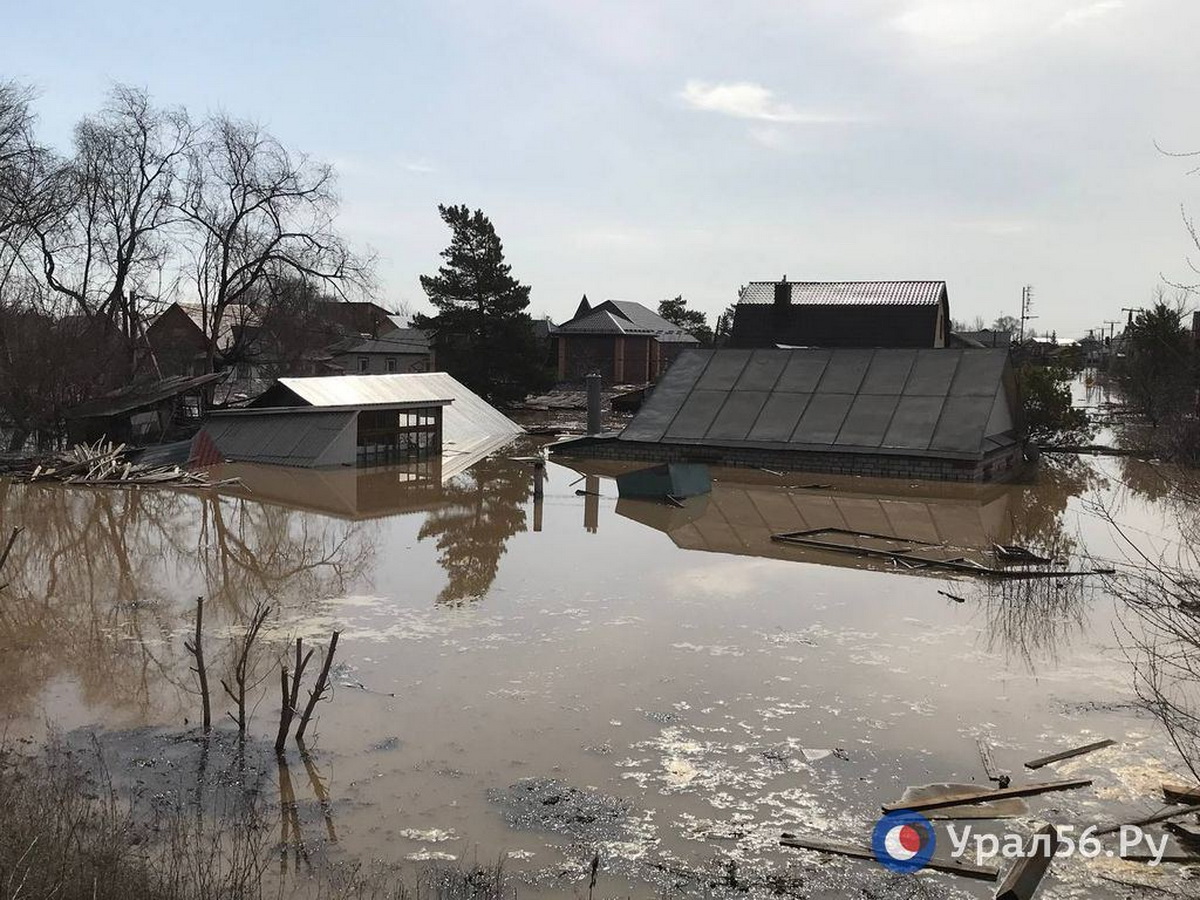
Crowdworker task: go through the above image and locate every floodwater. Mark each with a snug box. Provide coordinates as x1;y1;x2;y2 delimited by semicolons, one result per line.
1;442;1198;898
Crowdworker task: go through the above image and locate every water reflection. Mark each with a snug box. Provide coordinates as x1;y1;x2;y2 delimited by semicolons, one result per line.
0;481;370;717
418;457;531;605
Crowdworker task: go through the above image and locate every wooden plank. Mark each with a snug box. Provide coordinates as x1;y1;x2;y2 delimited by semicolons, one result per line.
1095;803;1200;836
994;824;1060;900
1163;782;1200;805
778;834;999;881
993;825;1060;900
1024;739;1115;770
882;779;1093;814
978;737;1010;786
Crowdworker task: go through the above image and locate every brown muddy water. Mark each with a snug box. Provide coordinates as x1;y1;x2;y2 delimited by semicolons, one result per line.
1;443;1197;898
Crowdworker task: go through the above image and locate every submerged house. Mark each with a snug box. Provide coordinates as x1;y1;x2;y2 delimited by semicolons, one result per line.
329;328;433;374
65;372;227;445
553;296;700;382
194;372;522;469
551;347;1025;482
729;280;950;349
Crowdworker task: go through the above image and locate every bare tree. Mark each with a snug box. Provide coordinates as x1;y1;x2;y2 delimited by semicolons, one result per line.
0;81;56;262
33;86;194;368
178;115;372;372
220;602;271;736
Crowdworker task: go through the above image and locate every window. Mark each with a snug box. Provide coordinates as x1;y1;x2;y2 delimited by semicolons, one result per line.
357;356;369;373
386;357;398;373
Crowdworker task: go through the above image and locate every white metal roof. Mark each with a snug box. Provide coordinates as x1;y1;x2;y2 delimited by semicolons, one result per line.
274;373;523;457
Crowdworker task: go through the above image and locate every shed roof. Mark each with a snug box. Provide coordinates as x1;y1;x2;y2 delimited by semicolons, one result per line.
618;348;1018;460
739;281;947;306
65;372;226;420
202;409;357;467
339;329;432;355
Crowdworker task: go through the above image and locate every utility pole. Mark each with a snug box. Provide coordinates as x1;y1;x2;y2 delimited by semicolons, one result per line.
1019;285;1038;343
1121;307;1139;326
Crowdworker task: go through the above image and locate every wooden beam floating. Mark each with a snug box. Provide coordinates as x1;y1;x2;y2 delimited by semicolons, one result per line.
994;824;1060;900
1024;739;1116;770
1162;783;1200;805
882;779;1093;814
1095;803;1200;836
778;834;999;881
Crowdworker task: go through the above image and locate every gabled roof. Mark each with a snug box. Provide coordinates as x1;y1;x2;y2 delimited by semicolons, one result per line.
555;299;699;343
739;281;947;306
618;348;1018;460
250;372;524;458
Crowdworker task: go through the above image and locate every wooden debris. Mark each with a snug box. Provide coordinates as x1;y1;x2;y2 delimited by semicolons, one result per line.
1025;738;1116;770
1162;783;1200;805
994;824;1061;900
11;439;237;489
994;544;1053;565
940;589;968;604
771;528;1114;579
1095;803;1200;836
882;778;1093;814
977;738;1011;787
779;833;999;881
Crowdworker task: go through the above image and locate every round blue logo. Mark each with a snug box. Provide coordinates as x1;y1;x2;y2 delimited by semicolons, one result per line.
871;809;936;873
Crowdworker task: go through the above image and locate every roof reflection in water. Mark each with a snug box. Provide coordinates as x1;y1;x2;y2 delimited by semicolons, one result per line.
211;438;514;522
565;460;1021;574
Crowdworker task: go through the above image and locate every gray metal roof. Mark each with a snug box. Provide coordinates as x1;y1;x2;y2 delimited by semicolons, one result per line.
619;348;1017;460
739;281;947;306
204;409;356;467
555;299;699;343
269;372;523;458
341;329;431;355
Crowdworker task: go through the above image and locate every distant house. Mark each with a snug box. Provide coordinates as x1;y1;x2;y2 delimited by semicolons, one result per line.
729;280;950;349
552;347;1025;483
553;296;700;383
313;300;399;339
141;302;211;376
954;329;1012;350
330;328;434;375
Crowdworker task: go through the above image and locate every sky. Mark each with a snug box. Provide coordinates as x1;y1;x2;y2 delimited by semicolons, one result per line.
5;0;1200;338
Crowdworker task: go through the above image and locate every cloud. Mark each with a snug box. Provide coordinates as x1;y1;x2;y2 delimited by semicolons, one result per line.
1052;0;1124;30
893;0;1124;46
403;160;437;174
679;80;856;124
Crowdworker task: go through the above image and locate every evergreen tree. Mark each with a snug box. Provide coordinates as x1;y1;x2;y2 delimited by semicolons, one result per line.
414;204;550;404
657;295;713;345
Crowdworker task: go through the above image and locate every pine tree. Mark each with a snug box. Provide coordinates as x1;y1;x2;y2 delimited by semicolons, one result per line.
414;204;550;404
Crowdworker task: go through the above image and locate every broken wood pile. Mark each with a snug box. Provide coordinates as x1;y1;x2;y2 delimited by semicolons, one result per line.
9;440;238;489
780;734;1200;897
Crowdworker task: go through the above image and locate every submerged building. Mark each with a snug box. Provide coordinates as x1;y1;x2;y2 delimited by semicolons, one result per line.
194;372;522;469
551;347;1025;482
552;296;700;383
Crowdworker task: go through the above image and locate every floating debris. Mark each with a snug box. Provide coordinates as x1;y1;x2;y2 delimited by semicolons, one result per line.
881;778;1093;813
12;440;237;489
1025;738;1116;770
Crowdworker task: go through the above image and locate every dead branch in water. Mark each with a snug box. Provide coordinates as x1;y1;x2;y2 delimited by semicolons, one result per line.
182;596;211;732
275;638;314;752
220;602;270;735
296;630;340;742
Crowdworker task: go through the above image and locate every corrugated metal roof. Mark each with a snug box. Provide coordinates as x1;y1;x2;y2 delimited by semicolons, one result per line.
270;372;523;458
65;372;227;420
204;410;356;467
739;281;947;306
618;348;1016;460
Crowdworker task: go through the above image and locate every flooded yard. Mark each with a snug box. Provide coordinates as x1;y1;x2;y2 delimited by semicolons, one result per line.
1;444;1197;898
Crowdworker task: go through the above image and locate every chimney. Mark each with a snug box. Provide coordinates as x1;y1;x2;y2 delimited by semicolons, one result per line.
773;276;790;307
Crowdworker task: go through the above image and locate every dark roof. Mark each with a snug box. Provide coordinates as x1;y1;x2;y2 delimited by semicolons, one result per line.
556;299;699;344
65;372;226;420
956;330;1012;349
617;348;1018;460
739;281;947;306
338;329;431;355
729;281;950;349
